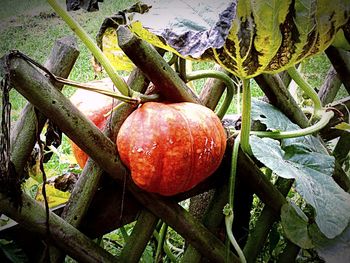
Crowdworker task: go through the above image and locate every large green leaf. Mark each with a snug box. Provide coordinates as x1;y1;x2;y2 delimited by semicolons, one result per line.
251;99;299;132
281;202;313;249
251;135;350;239
114;0;350;78
309;223;350;262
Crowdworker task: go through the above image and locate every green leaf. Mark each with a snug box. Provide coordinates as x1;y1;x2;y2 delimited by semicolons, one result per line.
117;0;350;78
281;202;313;249
251;135;350;238
251;99;329;154
251;99;299;132
309;223;350;262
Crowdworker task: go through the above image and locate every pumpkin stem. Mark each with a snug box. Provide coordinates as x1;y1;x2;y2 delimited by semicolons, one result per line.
47;0;130;97
223;136;246;262
287;66;323;121
249;109;334;139
186;70;235;119
239;78;252;155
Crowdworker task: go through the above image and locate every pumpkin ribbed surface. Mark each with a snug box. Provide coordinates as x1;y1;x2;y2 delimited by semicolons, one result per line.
69;81;116;168
116;102;227;196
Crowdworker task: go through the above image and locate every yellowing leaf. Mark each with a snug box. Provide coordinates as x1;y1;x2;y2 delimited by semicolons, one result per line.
334;122;350;132
35;184;70;209
102;28;135;71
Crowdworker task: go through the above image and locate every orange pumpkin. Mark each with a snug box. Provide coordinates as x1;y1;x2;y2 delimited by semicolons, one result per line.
70;79;117;168
116;102;227;196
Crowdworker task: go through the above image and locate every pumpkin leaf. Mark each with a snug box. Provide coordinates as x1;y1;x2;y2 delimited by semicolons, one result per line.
309;223;350;263
281;202;314;249
251;99;299;132
334;122;350;132
102;27;135;71
35;184;70;209
250;135;350;239
129;0;236;58
251;99;329;154
114;0;350;78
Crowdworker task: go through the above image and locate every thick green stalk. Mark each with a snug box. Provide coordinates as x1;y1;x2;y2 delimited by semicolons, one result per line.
287;66;322;116
228;137;240;209
224;137;245;263
155;223;168;261
240;79;252;154
153;230;178;262
186;70;235;119
225;215;246;263
47;0;130;96
250;111;334;139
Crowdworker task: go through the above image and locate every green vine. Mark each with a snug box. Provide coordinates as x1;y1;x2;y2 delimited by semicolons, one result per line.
47;0;130;96
239;79;252;154
47;0;158;104
223;136;246;263
153;228;177;262
155;222;168;262
250;110;334;139
186;70;235;119
287;66;323;120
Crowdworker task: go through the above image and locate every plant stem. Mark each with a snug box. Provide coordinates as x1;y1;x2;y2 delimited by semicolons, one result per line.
224;137;244;262
228;137;240;209
240;79;252;154
287;66;322;117
47;0;130;96
250;110;334;139
225;214;247;263
179;57;187;82
156;223;168;262
55;76;139;104
153;230;178;262
187;70;235;119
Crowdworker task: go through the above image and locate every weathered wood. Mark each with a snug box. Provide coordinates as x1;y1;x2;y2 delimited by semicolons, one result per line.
5;54;239;263
243;177;293;262
333;133;350;166
0;192;116;263
255;73;309;128
199;64;234;109
61;68;148;232
325;46;350;94
318;66;342;106
10;36;79;176
4;46;299;263
117;26;201;104
49;69;149;262
119;210;158;263
7;56;127;180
